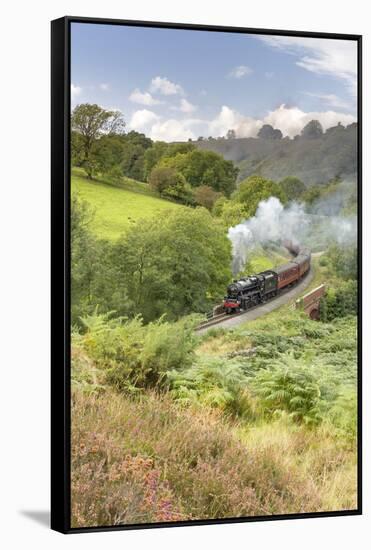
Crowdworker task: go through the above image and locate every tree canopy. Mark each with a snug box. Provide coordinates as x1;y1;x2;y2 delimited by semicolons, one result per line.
257;124;283;140
71;104;125;178
71;196;232;323
149;166;193;204
279;176;306;201
158;149;238;196
194;185;222;210
71;195;104;322
103;208;232;321
232;175;287;217
301;119;324;139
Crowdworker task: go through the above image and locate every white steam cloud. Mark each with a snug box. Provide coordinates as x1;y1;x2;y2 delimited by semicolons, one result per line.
228;198;307;274
228;193;357;275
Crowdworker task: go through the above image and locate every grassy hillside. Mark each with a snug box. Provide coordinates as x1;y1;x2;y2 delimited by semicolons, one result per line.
71;168;183;240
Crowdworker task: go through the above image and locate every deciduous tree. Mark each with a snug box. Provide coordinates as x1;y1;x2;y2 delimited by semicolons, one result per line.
71;103;125;178
257;124;282;140
111;209;232;321
233;175;287;217
279;176;306;201
301;119;323;139
194;185;222;210
158;150;238;196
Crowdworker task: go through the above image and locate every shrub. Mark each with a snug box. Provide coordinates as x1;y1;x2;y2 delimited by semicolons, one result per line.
327;244;357;281
168;356;259;419
136;316;198;385
73;312;198;391
326;387;357;442
71;346;106;394
148;166;178;194
320;281;357;321
252;357;322;425
194;185;222;210
279;176;306;201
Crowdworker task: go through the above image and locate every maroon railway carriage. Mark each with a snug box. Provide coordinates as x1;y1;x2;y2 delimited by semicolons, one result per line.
292;252;311;278
275;262;300;290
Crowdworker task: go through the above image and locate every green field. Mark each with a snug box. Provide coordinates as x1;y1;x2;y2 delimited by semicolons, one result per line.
71;169;183;240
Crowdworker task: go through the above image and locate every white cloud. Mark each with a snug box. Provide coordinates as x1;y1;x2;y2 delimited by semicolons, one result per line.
150;76;183;96
129;88;162;106
100;83;110;91
263;104;356;137
129;109;203;142
208;106;241;136
209;106;262;138
259;35;357;96
71;83;82;101
129;109;160;132
236;117;265;138
150;119;201;141
129;102;356;142
171;98;197;113
304;92;351;110
228;65;253;79
208;103;356;139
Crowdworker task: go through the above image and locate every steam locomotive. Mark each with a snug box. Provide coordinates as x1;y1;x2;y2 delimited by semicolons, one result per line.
223;247;311;313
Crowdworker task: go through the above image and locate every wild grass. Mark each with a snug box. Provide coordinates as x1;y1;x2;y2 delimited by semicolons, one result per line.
71;389;357;528
71;169;183;240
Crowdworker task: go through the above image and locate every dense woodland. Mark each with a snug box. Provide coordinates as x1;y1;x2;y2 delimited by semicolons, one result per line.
70;103;358;527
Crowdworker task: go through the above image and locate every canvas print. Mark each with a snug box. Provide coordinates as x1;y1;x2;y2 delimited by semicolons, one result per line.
69;22;359;528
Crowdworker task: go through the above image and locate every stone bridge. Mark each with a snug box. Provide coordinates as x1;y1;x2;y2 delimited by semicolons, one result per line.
295;284;326;320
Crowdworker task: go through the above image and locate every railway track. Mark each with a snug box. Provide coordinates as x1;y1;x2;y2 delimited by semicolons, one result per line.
196;304;263;332
196;312;231;331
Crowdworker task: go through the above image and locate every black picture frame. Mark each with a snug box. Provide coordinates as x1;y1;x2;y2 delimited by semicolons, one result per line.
51;15;362;534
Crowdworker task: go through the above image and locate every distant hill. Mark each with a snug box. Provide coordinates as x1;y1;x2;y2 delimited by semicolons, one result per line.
195;123;357;185
71;169;183;240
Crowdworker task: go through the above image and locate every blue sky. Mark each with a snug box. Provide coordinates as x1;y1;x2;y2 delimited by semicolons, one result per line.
71;22;357;141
